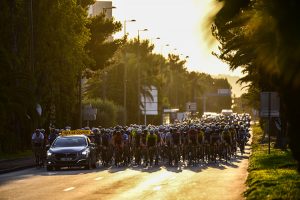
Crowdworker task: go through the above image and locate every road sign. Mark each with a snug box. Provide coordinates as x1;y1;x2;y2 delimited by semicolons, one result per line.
260;91;280;155
83;105;97;121
260;92;280;117
217;89;231;96
140;86;158;115
186;102;197;112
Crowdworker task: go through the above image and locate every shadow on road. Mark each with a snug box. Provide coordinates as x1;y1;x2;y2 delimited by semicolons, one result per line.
0;144;251;186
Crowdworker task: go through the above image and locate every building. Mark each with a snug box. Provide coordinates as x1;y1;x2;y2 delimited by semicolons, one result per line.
88;1;113;18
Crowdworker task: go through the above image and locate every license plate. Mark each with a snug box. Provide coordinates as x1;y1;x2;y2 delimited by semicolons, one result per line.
61;157;72;161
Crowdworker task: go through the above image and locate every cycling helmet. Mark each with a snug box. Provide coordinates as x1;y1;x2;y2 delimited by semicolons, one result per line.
137;129;142;135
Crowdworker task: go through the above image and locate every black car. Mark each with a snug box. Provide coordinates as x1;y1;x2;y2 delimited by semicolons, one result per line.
46;135;97;171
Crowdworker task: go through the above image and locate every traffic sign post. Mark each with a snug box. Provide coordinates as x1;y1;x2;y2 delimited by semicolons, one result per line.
186;102;197;112
260;92;280;154
83;104;97;127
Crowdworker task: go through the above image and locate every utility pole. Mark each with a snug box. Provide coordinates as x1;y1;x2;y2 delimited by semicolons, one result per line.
123;19;136;125
137;29;148;124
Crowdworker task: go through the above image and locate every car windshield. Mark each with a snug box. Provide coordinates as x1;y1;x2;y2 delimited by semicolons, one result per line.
52;137;87;147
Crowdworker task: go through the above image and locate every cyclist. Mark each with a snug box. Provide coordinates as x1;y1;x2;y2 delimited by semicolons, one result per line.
48;128;58;146
146;129;158;166
210;125;222;162
133;129;142;165
141;129;149;166
188;125;198;165
31;129;45;167
165;127;173;166
101;129;112;166
123;129;130;166
154;128;161;165
221;125;232;161
197;125;205;162
113;130;123;166
172;127;181;166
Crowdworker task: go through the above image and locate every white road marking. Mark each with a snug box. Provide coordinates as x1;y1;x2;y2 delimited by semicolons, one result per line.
153;186;161;191
94;177;103;181
47;172;57;175
63;187;75;192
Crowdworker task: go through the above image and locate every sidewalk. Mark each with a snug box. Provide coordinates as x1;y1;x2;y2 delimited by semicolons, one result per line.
0;157;35;174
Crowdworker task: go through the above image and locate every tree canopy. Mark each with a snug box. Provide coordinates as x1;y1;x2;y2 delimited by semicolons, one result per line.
212;0;300;171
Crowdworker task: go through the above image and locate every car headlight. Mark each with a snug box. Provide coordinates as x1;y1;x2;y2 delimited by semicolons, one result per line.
81;149;89;156
47;151;52;157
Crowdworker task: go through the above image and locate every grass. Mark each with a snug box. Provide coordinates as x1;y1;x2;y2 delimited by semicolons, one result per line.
244;124;300;200
0;150;33;160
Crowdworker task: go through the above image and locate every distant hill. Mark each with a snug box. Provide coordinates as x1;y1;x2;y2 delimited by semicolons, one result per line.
212;74;248;97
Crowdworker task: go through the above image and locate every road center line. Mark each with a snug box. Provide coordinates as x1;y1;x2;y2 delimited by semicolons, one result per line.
153;186;161;191
63;187;75;192
94;177;103;181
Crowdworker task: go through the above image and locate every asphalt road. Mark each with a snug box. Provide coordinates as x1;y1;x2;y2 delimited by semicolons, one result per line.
0;145;250;200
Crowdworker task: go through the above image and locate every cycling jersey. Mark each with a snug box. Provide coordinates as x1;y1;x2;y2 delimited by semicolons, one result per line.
189;129;197;145
211;132;221;144
172;132;180;145
32;133;44;146
114;132;122;145
165;132;172;146
222;130;231;144
155;133;161;144
134;133;141;147
141;132;147;145
102;133;110;146
159;132;165;144
204;131;210;142
123;133;129;145
146;134;157;147
182;132;189;145
198;130;204;144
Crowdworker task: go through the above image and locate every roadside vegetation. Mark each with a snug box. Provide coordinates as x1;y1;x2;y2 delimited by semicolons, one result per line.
245;124;300;199
0;150;32;160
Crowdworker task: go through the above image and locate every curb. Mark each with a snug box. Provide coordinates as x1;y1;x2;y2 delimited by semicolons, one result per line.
0;164;35;174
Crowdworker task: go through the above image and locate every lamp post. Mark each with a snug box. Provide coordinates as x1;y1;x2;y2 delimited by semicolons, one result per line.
150;37;160;44
137;28;148;124
124;19;136;37
138;29;148;41
123;19;136;125
161;44;170;56
102;6;116;15
173;48;178;55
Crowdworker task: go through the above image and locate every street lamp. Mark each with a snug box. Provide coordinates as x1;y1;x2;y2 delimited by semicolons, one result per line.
124;19;136;37
137;29;148;42
161;44;170;56
151;37;160;44
137;28;148;124
102;6;116;13
123;19;136;125
173;48;178;54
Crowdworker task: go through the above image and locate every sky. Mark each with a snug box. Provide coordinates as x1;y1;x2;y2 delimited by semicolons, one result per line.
110;0;242;76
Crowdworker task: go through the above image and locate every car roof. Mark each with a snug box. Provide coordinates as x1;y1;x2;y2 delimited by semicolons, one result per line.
57;135;88;138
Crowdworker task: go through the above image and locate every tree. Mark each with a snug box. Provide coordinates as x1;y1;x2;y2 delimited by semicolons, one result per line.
212;0;300;171
85;37;233;125
85;14;123;71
